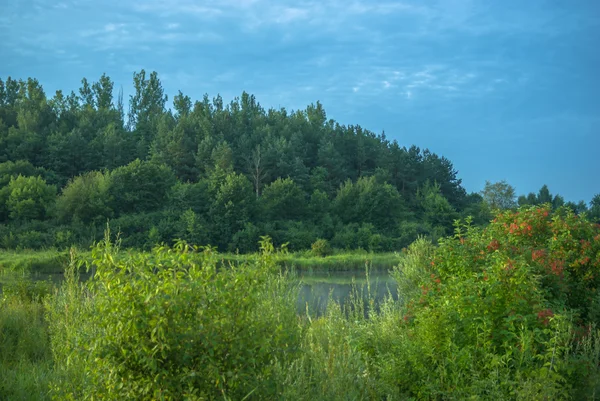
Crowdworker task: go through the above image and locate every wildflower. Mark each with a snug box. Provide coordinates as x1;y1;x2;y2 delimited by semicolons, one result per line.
487;239;500;251
532;249;546;261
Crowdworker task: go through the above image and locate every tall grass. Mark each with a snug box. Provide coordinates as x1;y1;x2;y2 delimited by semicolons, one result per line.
0;277;54;401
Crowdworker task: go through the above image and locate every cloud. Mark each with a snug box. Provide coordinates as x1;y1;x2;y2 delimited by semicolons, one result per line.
132;1;222;17
103;23;122;32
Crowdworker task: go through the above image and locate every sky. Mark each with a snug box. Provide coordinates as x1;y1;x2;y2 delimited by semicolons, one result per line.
1;0;599;203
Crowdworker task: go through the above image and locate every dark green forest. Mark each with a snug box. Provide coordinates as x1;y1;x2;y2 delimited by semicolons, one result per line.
1;72;598;251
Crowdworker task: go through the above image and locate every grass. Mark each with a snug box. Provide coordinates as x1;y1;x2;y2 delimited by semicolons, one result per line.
222;251;401;271
0;294;54;401
0;249;71;275
297;271;395;285
279;252;401;271
0;249;402;275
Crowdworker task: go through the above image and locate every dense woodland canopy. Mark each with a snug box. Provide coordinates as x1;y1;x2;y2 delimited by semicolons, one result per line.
0;72;598;251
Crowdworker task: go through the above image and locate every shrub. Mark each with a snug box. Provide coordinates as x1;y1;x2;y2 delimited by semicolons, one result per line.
49;235;301;399
311;238;332;257
373;205;600;398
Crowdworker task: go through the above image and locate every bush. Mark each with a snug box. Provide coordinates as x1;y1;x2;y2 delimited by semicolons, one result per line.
371;205;600;398
311;238;332;257
15;231;51;250
49;236;301;399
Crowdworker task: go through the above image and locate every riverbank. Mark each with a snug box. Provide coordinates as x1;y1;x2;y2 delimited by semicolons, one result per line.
0;249;402;275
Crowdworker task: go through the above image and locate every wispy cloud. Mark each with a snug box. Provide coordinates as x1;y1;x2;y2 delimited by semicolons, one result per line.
132;1;223;17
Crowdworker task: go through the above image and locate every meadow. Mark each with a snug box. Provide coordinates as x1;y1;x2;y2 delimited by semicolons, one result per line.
2;205;600;400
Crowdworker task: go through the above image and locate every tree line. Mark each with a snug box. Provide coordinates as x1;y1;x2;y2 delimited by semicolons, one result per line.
0;72;598;251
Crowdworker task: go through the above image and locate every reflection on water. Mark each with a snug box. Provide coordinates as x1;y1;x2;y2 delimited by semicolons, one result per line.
1;268;397;317
296;270;397;317
0;270;92;294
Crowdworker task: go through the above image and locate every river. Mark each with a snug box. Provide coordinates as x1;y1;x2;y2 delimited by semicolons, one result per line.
1;268;397;316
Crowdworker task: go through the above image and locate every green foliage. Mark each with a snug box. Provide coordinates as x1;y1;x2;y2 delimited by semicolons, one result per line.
50;236;301;400
108;211;172;249
6;175;56;221
334;176;405;232
0;250;69;274
0;293;53;401
56;171;112;223
373;205;600;398
392;236;435;302
260;177;306;221
0;72;596;255
175;208;207;246
210;172;255;250
108;159;176;215
481;179;517;211
417;180;458;237
3;208;600;399
311;238;332;257
589;193;600;223
0;160;51;187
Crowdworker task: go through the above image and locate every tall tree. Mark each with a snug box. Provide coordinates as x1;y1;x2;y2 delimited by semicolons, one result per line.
128;70;167;158
481;180;517;210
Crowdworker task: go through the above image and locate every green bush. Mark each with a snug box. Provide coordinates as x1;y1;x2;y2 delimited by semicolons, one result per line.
49;236;301;400
311;238;332;257
367;205;600;398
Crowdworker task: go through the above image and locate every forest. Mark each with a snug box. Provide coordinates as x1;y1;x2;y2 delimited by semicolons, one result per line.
1;71;599;252
3;71;600;399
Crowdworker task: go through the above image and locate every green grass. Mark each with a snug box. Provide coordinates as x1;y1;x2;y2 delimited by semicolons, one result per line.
0;250;71;275
278;252;401;271
0;249;402;276
222;251;401;271
0;294;53;401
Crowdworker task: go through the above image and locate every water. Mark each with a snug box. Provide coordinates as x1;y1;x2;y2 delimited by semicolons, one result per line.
1;268;397;317
296;269;397;316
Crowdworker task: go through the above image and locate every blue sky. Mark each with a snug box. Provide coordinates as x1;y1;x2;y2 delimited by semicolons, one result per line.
1;0;599;203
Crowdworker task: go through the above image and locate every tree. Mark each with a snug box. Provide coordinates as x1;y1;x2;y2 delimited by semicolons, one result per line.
537;184;553;204
334;176;405;232
94;123;131;170
565;200;589;215
317;138;346;192
128;70;167;158
481;180;517;210
92;74;114;111
247;144;267;198
108;159;176;216
172;91;192;119
209;172;255;250
260;178;306;221
0;160;49;187
56;171;112;223
589;194;600;223
461;192;492;226
79;78;95;108
150;114;198;182
6;175;56;221
417;181;458;235
168;181;211;216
